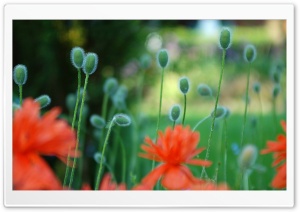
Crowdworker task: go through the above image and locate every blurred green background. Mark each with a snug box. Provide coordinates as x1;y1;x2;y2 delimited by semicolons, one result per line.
13;20;286;190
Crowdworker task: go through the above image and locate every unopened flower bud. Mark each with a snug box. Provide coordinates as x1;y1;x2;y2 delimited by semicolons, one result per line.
244;44;257;63
211;106;226;119
13;64;28;86
179;77;190;94
113;113;131;127
104;78;118;97
157;49;169;68
197;84;213;96
272;84;281;98
90;115;106;129
253;82;261;94
70;47;85;69
83;52;98;75
34;95;51;109
219;28;232;50
169;104;181;122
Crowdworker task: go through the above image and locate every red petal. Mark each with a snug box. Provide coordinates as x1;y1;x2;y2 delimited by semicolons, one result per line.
141;164;168;189
186;159;212;167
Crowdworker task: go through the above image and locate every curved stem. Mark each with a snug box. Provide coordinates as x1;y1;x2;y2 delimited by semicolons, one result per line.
152;68;165;170
19;85;23;105
241;62;252;145
95;120;114;190
192;115;210;132
182;94;187;125
63;68;81;189
69;74;89;189
201;49;226;178
272;97;278;135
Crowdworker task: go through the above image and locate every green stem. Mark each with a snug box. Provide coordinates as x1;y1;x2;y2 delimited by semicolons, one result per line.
241;62;252;145
19;85;23;105
224;119;228;184
272;97;278;135
152;68;165;170
172;120;175;129
192;115;210;132
118;131;126;183
63;68;81;189
182;94;187;125
102;93;109;121
69;74;89;189
95;120;114;190
243;172;249;190
200;49;226;178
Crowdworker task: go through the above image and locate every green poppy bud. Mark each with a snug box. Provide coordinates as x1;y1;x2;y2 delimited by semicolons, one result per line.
219;28;232;50
197;84;213;96
113;113;131;127
70;47;85;69
179;77;190;94
253;82;261;94
34;95;51;109
13;64;28;86
211;106;226;119
83;52;98;75
168;104;181;122
272;84;281;98
90;115;106;129
94;152;106;164
140;54;152;70
244;44;257;63
157;49;169;68
104;78;118;97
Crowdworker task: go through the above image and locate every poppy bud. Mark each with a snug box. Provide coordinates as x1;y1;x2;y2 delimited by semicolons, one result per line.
244;44;257;63
140;54;152;70
219;28;232;50
179;77;190;94
253;82;261;94
34;95;51;109
238;144;258;171
83;52;98;75
13;64;28;86
70;47;85;69
272;84;281;98
169;104;181;122
113;113;131;127
197;84;213;96
157;49;169;68
104;78;118;97
94;152;106;164
211;106;226;119
66;93;76;112
224;107;231;118
90;114;106;129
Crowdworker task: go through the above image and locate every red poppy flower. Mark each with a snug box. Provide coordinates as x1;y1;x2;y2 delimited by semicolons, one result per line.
13;98;78;190
139;125;212;190
81;173;126;190
261;120;286;189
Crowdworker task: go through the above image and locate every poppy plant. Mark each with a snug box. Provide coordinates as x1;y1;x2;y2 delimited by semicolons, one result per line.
13;98;78;190
139;125;212;190
261;120;286;189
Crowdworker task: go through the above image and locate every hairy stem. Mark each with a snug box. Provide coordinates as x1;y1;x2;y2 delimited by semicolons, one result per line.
63;68;81;189
69;74;89;189
241;62;252;145
182;94;187;125
201;49;226;178
95;120;114;190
